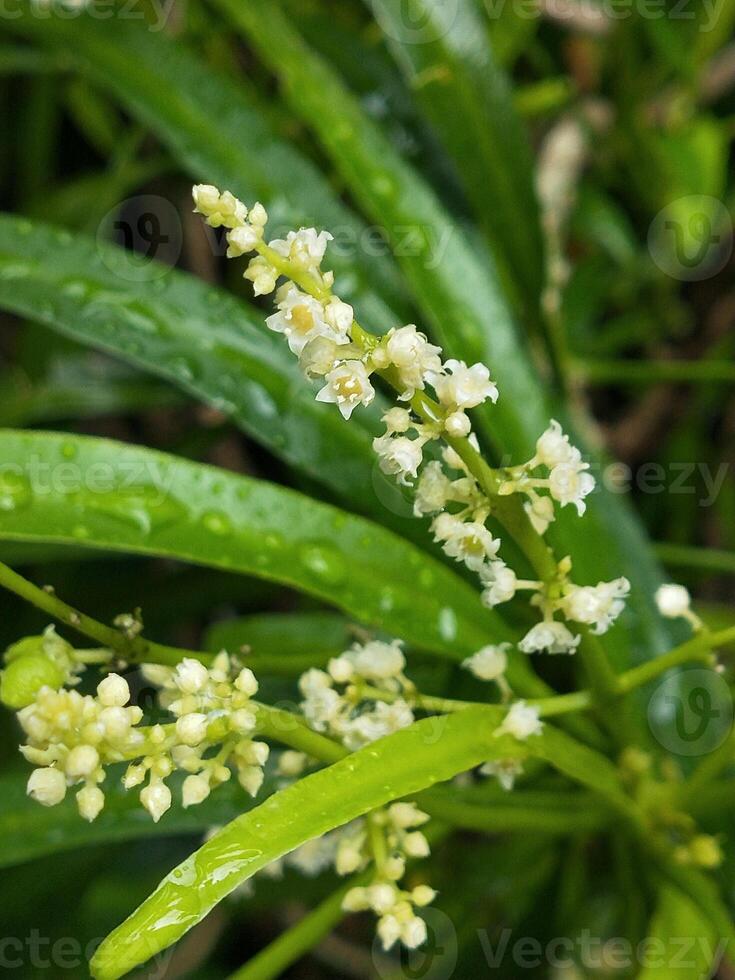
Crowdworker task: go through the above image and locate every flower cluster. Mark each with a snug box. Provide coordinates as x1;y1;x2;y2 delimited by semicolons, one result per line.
340;803;435;950
192;186;632;659
15;644;267;823
140;654;268;810
298;640;414;751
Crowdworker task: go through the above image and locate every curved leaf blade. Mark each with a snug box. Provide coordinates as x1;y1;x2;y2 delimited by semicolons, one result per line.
0;214;389;516
90;706;518;979
0;429;513;662
365;0;545;311
10;8;408;328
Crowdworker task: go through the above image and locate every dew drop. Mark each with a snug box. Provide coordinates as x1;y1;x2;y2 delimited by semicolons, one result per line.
299;542;346;585
0;472;31;512
202;511;232;535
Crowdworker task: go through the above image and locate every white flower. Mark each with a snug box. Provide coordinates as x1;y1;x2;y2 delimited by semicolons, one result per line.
269;228;333;271
350;640;406;680
373;435;424;485
535;419;576;467
413;461;452;516
562;577;630;634
495;701;543;740
655;584;692;619
344;700;414;749
27;767;66;806
389;802;429;828
267;284;349;356
298;337;342;378
400;915;428;949
182;774;211;808
462;643;509;681
519;621;580;655
444;411;471;437
238;765;265;797
96;673;130;707
192;184;247;229
524;495;555;535
77;785;105;822
433;359;498;410
65;744;100;779
548;457;595;515
173;658;209;694
324;297;354;333
235;667;259;696
432;515;500;571
382;407;412;434
277;750;308;777
226;223;262;256
377;915;402;950
175;712;209;746
140;782;172;823
244;256;278;296
316;361;375;419
402;831;430;858
480;758;524;790
411;885;437;907
385;325;442;397
480;562;518;607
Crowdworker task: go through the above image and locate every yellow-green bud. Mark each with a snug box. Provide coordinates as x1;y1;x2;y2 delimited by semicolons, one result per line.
0;654;65;709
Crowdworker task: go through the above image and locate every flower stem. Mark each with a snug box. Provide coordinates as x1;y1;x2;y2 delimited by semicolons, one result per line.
0;559;210;667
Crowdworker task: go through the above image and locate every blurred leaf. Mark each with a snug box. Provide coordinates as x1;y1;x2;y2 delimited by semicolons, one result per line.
11;8;408;329
364;0;545;313
638;884;721;980
0;771;264;870
205;611;353;673
0;429;525;668
0;215;392;521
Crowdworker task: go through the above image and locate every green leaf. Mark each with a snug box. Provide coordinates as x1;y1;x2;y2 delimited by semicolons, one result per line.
10;8;408;329
638;885;722;980
205;612;354;674
0;214;389;518
364;0;545;311
0;429;521;667
89;706;520;979
0;771;264;870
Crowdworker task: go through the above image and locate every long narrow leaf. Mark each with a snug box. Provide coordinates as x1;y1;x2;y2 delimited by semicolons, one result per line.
365;0;545;312
0;429;529;669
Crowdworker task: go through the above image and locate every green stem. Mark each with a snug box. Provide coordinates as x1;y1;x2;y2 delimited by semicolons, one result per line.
253;704;347;764
679;726;735;805
615;631;726;694
226;872;372;980
654;542;735;576
576;359;735;385
0;559;211;667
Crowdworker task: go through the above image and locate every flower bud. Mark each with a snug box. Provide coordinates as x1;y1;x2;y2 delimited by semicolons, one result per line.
0;654;65;709
182;774;211;808
65;745;100;779
27;767;66;807
140;782;172;822
77;785;105;822
97;673;130;707
175;712;209;746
